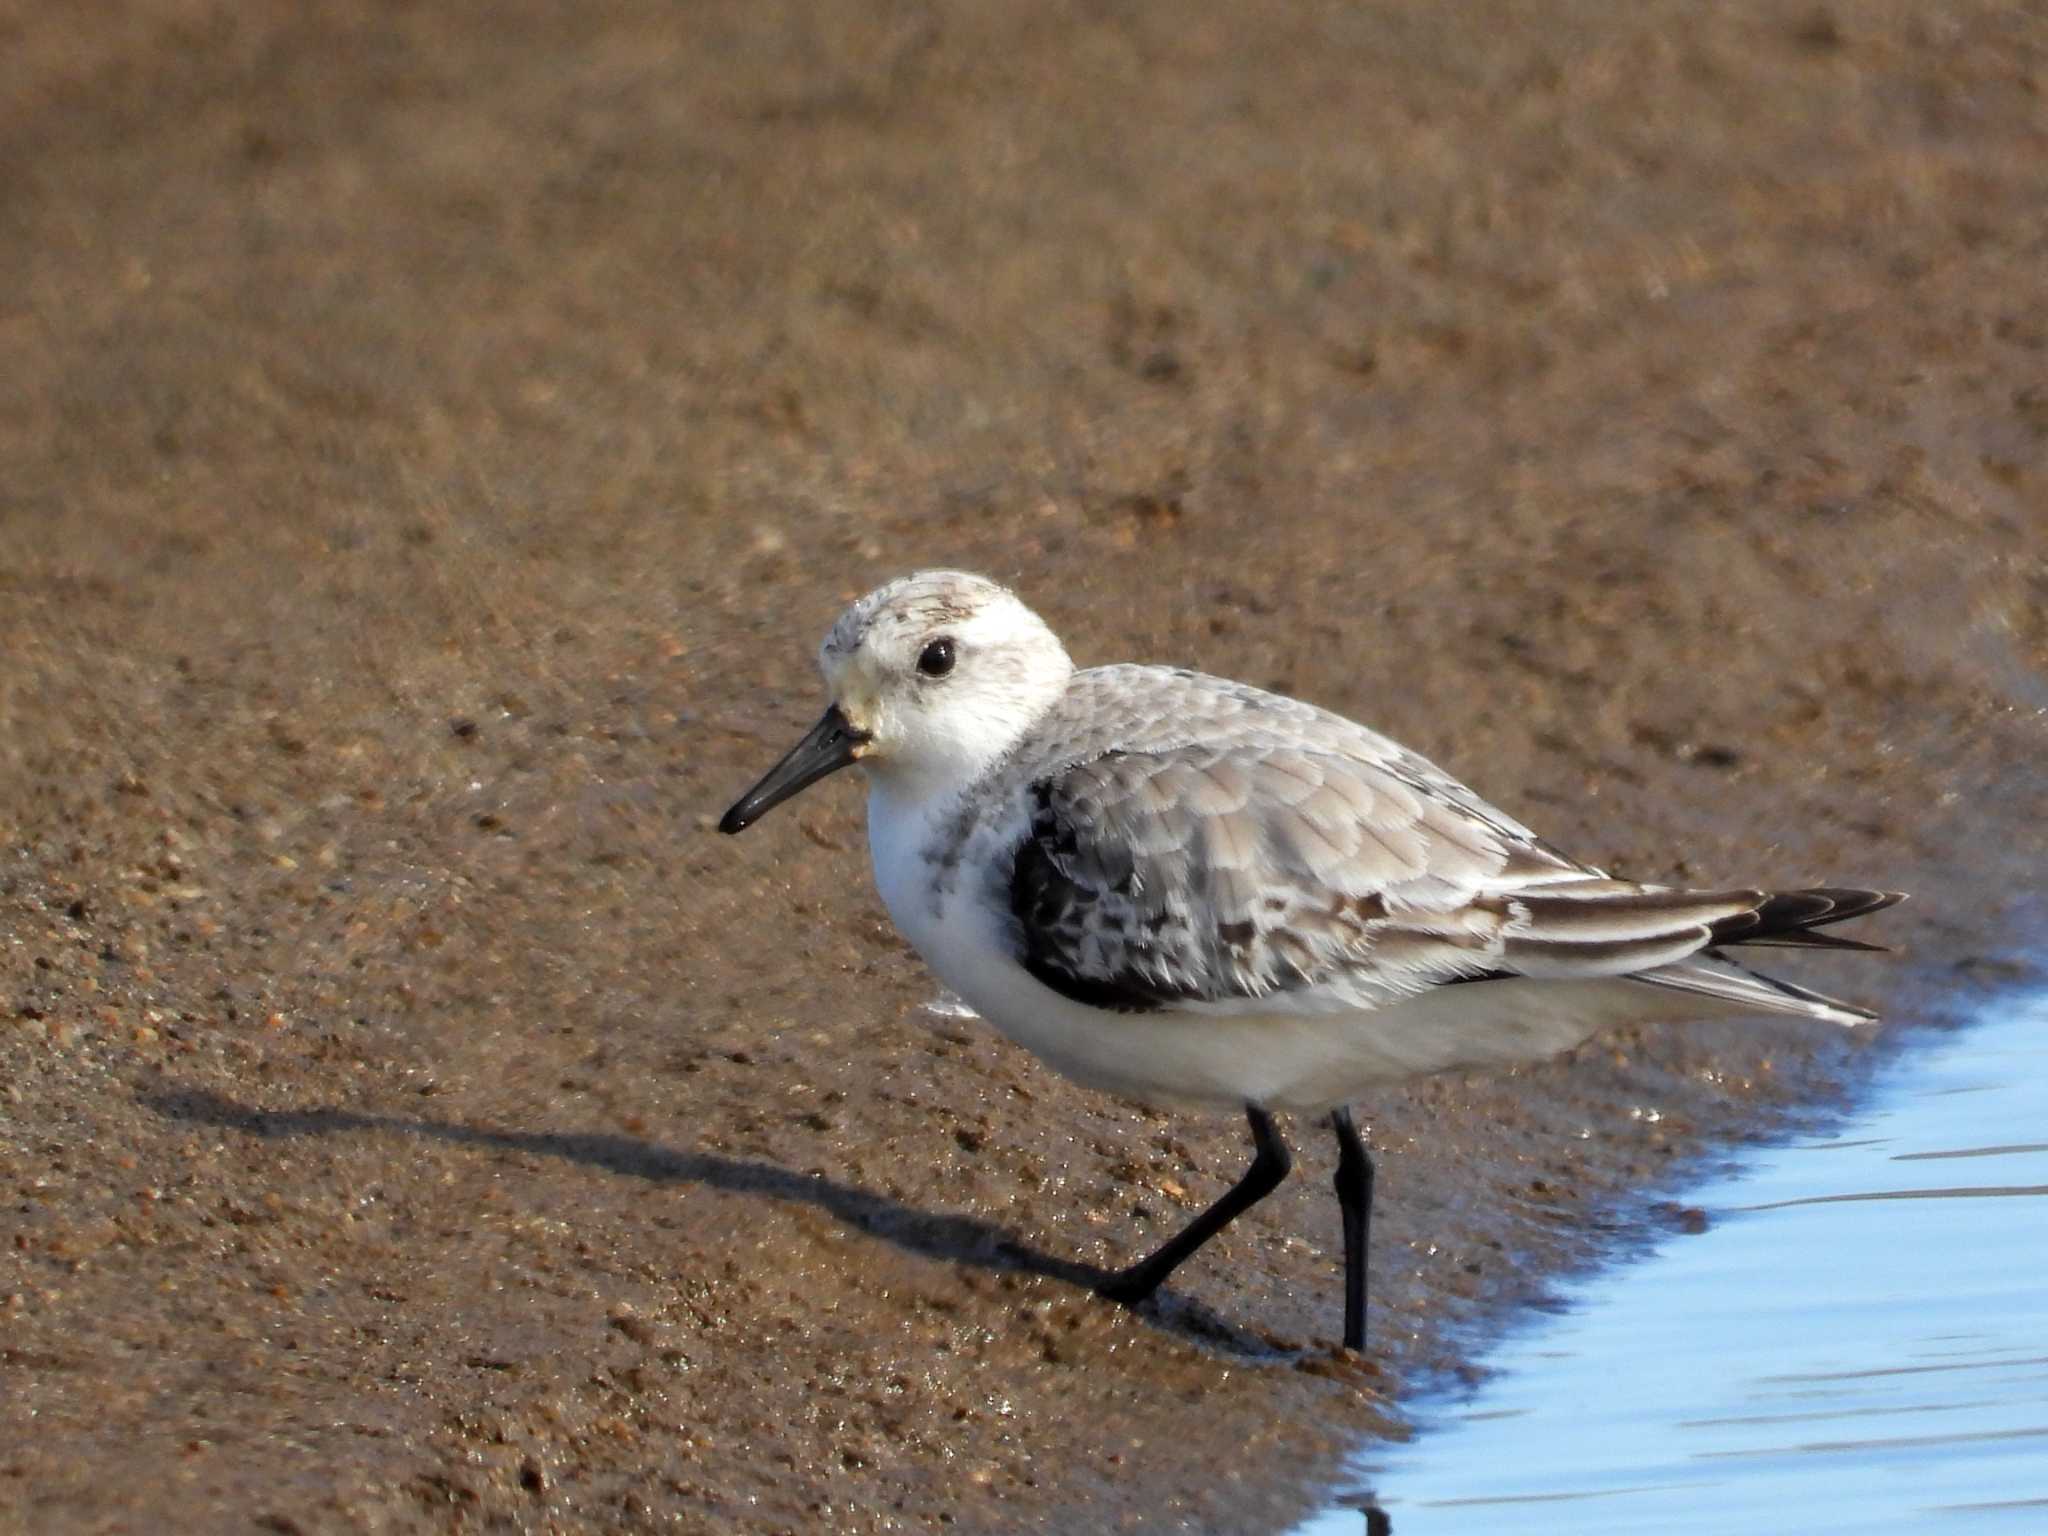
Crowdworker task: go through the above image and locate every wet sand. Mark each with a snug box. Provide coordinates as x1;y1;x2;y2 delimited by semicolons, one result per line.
3;2;2045;1531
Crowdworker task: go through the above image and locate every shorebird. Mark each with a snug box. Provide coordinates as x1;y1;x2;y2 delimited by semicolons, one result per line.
718;570;1901;1351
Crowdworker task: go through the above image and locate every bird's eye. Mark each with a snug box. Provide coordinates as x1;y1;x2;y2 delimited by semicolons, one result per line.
916;638;956;678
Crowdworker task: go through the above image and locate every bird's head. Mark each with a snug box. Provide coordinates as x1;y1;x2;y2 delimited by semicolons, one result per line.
719;570;1073;833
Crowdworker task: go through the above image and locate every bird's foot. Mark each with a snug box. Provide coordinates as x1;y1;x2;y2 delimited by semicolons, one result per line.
1094;1266;1163;1307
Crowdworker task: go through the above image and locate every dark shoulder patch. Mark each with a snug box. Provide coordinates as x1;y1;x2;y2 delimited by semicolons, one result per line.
1009;817;1178;1014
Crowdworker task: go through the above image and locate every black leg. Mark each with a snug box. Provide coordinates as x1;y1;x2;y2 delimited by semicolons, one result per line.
1331;1105;1374;1352
1098;1104;1292;1307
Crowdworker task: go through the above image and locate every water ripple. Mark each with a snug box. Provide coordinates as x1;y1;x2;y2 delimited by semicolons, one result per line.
1292;988;2048;1535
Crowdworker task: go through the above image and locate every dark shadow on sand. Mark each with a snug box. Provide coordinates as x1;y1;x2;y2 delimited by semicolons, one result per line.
142;1085;1286;1357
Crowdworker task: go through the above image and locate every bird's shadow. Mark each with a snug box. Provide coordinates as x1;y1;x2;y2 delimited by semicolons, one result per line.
141;1086;1286;1358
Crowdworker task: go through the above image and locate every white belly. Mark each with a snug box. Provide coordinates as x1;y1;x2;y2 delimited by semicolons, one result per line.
866;786;1689;1114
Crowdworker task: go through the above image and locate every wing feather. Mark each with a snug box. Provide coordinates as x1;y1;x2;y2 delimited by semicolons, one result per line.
997;675;1901;1021
1007;745;1530;1011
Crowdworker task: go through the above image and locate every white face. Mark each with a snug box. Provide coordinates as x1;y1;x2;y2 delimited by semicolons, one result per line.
821;570;1074;789
720;570;1073;835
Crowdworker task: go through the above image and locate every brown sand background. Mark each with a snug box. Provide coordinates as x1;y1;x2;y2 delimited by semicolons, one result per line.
3;2;2046;1531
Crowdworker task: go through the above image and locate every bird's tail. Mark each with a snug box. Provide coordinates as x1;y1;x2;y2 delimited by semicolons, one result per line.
1616;886;1906;1027
1703;886;1906;952
1629;954;1876;1028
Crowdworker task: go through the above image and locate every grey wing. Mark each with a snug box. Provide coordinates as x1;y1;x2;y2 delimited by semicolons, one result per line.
1003;743;1899;1015
1005;743;1572;1012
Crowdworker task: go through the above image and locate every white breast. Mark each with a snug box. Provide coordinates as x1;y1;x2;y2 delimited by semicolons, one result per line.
863;782;1684;1114
867;781;1362;1110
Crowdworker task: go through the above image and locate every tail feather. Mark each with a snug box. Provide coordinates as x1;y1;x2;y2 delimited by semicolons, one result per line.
1630;953;1880;1026
1717;929;1890;953
1658;886;1905;1024
1708;887;1906;946
1498;884;1905;1025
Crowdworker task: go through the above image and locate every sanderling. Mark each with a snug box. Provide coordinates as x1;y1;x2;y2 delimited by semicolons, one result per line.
719;570;1902;1351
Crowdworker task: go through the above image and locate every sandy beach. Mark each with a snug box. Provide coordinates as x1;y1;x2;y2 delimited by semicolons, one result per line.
3;2;2045;1530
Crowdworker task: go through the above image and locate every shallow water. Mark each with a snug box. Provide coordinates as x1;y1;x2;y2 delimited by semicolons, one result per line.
1295;989;2048;1536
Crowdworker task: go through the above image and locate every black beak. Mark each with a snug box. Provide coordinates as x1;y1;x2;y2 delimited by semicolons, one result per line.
718;705;869;834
